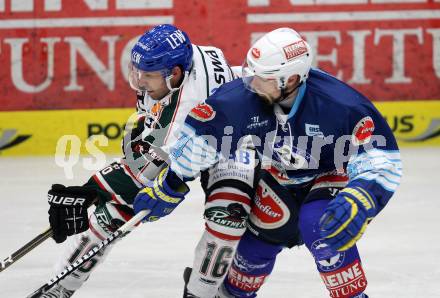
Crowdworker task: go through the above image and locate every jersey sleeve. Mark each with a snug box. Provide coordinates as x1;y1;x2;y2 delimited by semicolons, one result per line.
341;102;402;215
168;97;233;180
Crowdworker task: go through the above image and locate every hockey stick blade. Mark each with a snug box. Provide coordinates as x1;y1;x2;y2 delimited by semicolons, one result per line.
0;227;53;273
26;210;149;298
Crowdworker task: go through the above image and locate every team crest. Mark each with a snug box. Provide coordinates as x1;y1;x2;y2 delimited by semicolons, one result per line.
150;102;162;117
352;116;375;146
189;103;216;122
311;239;345;272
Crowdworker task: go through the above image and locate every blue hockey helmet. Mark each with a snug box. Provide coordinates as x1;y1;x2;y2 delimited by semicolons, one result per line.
131;24;193;74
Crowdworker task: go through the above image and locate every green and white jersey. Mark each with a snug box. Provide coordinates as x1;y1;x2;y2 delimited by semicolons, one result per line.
124;45;235;184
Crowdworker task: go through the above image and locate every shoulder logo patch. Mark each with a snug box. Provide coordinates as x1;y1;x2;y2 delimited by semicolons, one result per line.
189;103;216;122
352;116;375;145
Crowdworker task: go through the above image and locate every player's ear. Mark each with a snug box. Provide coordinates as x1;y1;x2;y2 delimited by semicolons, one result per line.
171;66;183;78
287;74;300;84
170;66;184;87
287;74;300;89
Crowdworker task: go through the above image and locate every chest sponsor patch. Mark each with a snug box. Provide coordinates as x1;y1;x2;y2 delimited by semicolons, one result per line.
352;116;375;146
189;102;216;122
305;123;324;137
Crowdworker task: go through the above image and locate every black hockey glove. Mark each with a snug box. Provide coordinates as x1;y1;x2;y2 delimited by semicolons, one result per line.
48;184;97;243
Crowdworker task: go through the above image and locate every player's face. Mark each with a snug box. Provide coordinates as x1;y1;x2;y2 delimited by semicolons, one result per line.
251;75;300;105
128;64;169;100
251;76;282;104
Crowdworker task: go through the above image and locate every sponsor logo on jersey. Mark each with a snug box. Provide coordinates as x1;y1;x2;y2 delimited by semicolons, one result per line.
283;40;308;60
246;115;269;129
228;266;268;292
249;180;290;229
320;260;367;298
204;49;229;85
207;150;255;189
0;129;31;151
305;123;324;137
205;203;247;229
352;116;375;146
189;103;216;122
251;48;261;59
311;239;345;272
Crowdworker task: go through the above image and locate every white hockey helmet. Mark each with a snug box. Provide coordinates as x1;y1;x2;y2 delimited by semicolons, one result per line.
243;28;313;90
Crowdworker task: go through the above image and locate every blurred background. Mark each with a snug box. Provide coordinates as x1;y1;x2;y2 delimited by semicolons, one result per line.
1;0;439;155
1;1;439;297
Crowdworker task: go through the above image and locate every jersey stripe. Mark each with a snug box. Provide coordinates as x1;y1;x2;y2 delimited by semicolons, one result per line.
195;45;210;98
93;173;129;206
205;224;242;241
163;86;184;145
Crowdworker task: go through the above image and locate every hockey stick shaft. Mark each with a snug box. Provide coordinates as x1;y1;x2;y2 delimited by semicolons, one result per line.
26;210;149;298
0;227;53;273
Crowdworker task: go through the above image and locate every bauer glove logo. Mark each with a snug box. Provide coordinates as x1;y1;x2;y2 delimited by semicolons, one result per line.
47;194;87;206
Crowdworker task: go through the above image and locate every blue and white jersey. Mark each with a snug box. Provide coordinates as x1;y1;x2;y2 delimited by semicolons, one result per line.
169;68;402;213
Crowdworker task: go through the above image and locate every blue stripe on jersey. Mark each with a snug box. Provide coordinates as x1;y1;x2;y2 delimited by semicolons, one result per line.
287;82;307;120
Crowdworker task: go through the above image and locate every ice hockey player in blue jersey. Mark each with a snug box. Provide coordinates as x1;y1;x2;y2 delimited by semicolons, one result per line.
133;27;402;297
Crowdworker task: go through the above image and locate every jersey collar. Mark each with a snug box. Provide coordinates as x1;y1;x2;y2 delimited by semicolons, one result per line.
287;81;307;120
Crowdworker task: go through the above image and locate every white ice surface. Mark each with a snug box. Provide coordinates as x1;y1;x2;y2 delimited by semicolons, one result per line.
0;148;439;297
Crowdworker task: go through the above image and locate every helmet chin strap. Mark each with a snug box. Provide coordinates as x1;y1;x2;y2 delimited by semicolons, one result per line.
157;70;190;100
165;74;178;93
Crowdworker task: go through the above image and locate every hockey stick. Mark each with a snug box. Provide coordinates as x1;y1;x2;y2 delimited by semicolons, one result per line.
1;198;99;273
26;210;149;298
0;227;53;273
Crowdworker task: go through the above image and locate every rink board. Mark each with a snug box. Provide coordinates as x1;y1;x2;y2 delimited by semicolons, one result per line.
0;101;439;156
0;108;135;156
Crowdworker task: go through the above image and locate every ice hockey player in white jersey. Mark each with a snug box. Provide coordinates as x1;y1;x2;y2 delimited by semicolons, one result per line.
41;24;255;297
